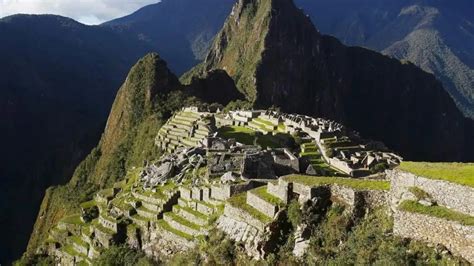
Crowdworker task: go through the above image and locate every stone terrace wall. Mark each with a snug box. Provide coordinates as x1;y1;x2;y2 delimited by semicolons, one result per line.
388;170;474;215
394;210;474;263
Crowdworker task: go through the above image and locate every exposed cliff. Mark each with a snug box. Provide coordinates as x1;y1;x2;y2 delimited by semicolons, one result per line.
184;0;474;162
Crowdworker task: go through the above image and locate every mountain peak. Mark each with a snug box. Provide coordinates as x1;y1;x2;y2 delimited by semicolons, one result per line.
186;0;320;102
184;0;473;161
100;52;179;153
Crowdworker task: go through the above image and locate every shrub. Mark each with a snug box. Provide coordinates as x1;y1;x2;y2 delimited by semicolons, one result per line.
92;245;155;266
287;200;302;228
408;187;431;200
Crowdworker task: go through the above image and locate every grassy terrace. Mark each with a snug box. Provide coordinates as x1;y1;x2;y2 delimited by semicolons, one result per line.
254;118;275;127
62;244;82;257
92;220;115;235
217;126;294;149
283;175;390;191
61;214;84;225
251;186;283;206
174;205;208;220
228;193;272;224
399;201;474;226
399;162;474;188
80;200;97;209
165;212;201;230
70;235;88;248
156;220;193;241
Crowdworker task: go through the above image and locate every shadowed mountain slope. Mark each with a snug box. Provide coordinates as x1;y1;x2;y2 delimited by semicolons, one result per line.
184;0;474;162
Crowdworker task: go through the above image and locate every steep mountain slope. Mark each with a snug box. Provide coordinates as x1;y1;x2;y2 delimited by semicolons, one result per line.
1;3;233;262
104;0;234;74
184;0;474;162
295;0;474;117
25;53;242;257
0;14;153;263
25;53;178;255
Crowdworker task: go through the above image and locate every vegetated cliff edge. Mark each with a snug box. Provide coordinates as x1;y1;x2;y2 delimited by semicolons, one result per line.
183;0;474;162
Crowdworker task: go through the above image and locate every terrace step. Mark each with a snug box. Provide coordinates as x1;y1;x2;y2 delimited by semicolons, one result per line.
178;198;220;215
163;212;202;236
246;187;281;219
156;219;194;243
69;236;89;256
130;214;151;228
136;206;161;220
172;205;209;226
141;201;162;212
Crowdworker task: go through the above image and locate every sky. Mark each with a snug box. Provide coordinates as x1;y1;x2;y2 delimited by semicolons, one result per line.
0;0;160;25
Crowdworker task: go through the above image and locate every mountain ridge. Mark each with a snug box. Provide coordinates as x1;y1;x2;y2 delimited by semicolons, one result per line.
184;0;473;162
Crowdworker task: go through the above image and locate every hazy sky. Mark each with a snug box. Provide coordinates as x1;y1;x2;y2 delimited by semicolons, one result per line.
0;0;160;25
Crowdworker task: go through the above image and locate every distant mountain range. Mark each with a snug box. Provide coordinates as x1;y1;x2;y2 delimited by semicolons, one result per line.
0;0;472;263
295;0;474;118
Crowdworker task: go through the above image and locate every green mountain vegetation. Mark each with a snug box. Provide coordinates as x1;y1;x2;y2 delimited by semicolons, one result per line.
3;1;473;263
25;52;243;258
9;0;474;264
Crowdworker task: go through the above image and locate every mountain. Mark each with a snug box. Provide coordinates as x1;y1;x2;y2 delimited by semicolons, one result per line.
24;53;242;258
0;14;155;263
293;0;474;118
5;0;474;263
183;0;474;162
104;0;234;74
0;1;233;262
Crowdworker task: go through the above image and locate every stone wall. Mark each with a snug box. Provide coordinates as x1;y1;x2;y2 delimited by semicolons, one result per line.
267;181;289;203
217;215;264;259
223;204;266;230
388;170;474;215
246;191;278;218
394;210;474;263
211;181;261;201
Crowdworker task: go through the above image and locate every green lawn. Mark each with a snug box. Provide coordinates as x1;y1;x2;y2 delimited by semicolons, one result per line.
399;200;474;226
399;162;474;188
283;175;390;191
217;126;293;149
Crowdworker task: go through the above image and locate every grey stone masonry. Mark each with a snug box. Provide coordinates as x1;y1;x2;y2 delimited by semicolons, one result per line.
223;204;266;230
211;181;261;201
179;187;193;201
394;210;474;263
192;187;203;201
163;213;200;236
388;169;474;216
267;181;289;203
173;206;208;226
246;190;278;218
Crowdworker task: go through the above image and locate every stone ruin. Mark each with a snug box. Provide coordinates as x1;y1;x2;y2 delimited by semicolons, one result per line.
141;147;206;188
